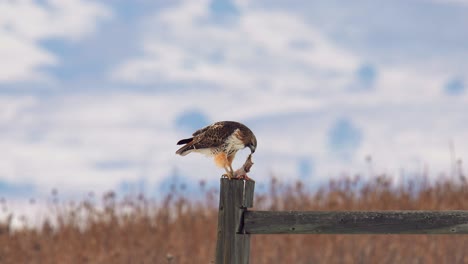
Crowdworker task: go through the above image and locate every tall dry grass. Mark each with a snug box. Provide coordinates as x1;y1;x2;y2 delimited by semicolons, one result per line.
0;173;467;264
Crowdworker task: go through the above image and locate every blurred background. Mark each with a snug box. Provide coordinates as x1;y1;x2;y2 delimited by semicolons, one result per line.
2;0;468;263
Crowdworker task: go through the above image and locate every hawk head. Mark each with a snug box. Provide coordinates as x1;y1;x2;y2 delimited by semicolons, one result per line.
246;133;257;154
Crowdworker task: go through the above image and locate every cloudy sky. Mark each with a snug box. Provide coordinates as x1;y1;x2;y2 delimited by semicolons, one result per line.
1;0;468;200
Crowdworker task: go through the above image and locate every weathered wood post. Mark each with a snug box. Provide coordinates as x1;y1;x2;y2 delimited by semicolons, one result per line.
215;178;255;264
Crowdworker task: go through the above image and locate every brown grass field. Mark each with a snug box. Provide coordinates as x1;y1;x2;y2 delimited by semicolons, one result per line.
0;173;467;264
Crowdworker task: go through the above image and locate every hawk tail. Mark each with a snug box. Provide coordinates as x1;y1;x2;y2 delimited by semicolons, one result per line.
177;138;193;145
176;138;196;156
175;144;195;156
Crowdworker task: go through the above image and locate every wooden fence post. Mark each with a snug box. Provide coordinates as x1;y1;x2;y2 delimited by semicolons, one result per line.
215;178;255;264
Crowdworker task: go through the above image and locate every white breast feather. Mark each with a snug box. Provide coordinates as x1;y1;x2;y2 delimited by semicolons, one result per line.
226;129;245;151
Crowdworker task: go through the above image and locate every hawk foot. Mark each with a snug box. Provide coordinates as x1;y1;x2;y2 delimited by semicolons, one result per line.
233;174;255;182
222;173;234;180
221;173;254;181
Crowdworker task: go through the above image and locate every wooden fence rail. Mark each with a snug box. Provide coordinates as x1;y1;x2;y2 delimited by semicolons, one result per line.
215;178;468;264
244;211;468;234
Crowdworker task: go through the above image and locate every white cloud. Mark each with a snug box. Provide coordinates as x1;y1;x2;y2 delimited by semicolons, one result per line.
111;0;359;94
429;0;468;5
2;87;468;196
0;91;317;193
0;31;57;82
111;0;467;104
0;0;111;82
2;0;468;200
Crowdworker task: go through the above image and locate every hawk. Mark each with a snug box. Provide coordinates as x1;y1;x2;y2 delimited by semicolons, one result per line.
176;121;257;179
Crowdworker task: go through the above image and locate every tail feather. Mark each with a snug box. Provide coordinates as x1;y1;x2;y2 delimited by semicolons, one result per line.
177;138;193;145
176;144;195;156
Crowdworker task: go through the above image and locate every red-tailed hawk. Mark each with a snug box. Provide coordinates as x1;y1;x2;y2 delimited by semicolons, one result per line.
176;121;257;179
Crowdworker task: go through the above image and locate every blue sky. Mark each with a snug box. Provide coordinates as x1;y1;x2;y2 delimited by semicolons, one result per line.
1;0;468;202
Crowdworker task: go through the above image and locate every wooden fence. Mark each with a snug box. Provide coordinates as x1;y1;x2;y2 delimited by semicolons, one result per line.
215;178;468;264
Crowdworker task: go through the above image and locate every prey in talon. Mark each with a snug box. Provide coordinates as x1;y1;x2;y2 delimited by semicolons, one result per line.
175;121;257;180
233;154;255;181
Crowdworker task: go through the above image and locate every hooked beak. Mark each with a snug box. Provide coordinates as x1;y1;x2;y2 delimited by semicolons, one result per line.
248;144;256;153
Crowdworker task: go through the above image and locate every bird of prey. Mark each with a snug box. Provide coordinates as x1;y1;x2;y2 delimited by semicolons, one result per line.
176;121;257;179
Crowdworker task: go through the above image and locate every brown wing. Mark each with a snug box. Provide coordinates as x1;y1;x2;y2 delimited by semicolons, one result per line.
192;125;211;136
191;121;239;149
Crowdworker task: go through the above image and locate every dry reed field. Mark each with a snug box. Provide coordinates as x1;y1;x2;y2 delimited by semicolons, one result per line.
0;173;467;264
